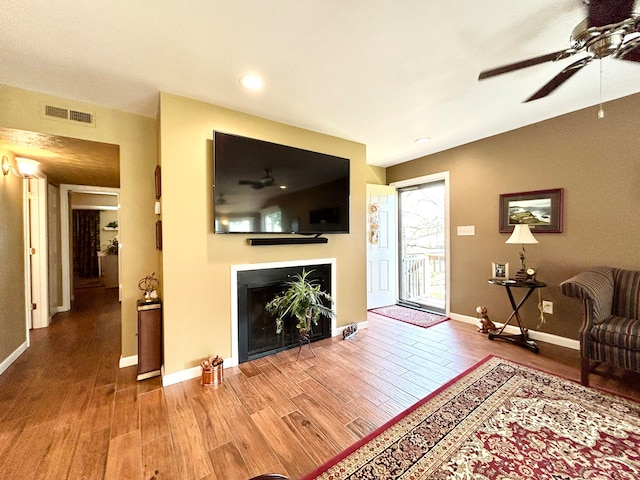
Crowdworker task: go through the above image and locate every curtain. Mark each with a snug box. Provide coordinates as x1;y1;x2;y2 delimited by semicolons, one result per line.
73;210;100;278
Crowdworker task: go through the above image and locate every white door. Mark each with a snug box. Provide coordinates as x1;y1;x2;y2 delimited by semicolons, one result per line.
28;178;50;328
366;184;397;309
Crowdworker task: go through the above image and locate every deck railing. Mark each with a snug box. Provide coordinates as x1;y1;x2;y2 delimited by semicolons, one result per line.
401;251;445;305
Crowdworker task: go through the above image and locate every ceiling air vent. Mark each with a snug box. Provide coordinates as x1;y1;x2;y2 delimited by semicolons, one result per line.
42;104;95;127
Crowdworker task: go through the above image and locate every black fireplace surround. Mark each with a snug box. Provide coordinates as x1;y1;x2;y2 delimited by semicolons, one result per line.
237;264;332;363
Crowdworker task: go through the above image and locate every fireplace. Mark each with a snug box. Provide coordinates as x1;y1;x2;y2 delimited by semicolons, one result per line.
233;260;334;364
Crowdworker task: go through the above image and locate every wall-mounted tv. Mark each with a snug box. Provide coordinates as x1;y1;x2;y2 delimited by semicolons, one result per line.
213;131;350;235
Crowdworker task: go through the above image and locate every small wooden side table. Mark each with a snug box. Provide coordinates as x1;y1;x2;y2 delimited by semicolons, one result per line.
137;299;162;380
487;279;546;353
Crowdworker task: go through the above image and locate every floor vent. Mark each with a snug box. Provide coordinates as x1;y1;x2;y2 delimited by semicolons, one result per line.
42;104;95;126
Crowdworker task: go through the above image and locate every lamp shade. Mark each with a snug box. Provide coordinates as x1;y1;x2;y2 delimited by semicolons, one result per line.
15;157;40;178
505;224;538;245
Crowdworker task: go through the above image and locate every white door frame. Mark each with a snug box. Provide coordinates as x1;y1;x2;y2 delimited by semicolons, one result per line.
391;171;451;316
59;184;120;311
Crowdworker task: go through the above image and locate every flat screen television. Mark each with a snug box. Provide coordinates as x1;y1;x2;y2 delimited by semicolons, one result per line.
213;131;350;234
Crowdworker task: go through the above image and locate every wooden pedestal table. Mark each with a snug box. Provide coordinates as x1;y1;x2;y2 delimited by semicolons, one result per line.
487;279;546;353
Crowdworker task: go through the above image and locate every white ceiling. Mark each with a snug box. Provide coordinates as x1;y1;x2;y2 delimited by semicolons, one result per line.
2;0;640;168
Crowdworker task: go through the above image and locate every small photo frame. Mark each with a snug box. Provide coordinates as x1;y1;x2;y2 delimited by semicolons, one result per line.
492;262;509;280
155;220;162;250
154;165;162;200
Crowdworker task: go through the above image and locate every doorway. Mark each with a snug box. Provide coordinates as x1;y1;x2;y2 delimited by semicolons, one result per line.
60;185;120;310
394;173;449;314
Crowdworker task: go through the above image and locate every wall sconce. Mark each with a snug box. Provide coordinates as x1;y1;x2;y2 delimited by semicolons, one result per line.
15;157;40;177
1;156;9;176
1;155;41;178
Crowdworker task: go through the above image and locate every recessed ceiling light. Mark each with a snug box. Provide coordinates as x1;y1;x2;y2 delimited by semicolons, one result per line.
239;74;264;90
415;137;431;144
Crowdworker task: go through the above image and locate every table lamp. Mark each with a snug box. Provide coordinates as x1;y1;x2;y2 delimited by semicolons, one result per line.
505;224;538;281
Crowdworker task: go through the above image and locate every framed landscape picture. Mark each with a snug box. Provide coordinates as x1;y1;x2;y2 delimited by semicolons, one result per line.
499;188;563;233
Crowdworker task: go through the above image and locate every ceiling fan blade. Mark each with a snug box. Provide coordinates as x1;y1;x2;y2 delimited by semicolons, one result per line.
239;179;264;188
588;0;635;27
478;50;573;80
620;47;640;62
525;56;593;102
616;38;640;62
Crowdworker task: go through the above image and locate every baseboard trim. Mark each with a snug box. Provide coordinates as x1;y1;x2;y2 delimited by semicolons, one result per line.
137;370;161;381
448;313;580;350
0;340;29;376
119;354;138;368
162;365;200;387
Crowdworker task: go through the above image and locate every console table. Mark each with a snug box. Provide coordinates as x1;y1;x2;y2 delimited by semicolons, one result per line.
487;279;546;353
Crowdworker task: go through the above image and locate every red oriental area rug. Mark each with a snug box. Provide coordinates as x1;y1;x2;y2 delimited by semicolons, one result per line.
300;356;640;479
368;305;448;329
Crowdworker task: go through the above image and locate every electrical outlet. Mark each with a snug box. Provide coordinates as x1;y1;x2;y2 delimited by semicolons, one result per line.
542;301;553;314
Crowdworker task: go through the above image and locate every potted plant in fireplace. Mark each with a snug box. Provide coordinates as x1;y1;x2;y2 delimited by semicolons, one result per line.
265;269;334;359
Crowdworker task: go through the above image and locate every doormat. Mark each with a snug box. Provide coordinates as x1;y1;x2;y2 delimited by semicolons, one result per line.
368;304;448;329
300;356;640;479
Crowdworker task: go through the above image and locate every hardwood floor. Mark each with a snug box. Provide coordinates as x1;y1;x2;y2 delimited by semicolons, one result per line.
1;287;639;480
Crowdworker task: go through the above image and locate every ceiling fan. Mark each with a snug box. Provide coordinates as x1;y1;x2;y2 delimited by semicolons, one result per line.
479;0;640;102
215;193;236;205
238;168;278;189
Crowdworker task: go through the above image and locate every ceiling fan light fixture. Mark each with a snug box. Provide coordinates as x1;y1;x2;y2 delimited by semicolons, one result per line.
588;31;625;58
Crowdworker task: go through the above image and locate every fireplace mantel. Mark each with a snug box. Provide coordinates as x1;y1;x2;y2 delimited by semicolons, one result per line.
230;258;337;366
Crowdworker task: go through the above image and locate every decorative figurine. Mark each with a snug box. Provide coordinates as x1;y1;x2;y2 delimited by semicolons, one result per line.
138;272;160;302
342;322;358;340
476;306;497;333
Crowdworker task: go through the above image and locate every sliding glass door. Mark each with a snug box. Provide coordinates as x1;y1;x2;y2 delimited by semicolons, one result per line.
397;180;446;313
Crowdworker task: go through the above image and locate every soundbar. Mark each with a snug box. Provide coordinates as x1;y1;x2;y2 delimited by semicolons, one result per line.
248;237;328;246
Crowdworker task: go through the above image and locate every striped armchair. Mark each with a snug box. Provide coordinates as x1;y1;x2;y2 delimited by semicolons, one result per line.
560;266;640;386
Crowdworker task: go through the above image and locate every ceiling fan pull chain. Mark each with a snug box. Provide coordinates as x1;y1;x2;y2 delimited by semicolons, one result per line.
598;58;605;119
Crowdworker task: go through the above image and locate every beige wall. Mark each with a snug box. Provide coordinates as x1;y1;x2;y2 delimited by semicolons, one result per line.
387;93;640;339
159;92;367;375
0;149;27;363
71;192;119;208
366;164;386;185
0;85;158;361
